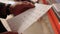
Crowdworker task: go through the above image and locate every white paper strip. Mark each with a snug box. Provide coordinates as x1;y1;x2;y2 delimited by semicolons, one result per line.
7;3;52;34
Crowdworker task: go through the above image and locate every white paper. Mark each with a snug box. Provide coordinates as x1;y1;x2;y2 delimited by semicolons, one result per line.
52;4;60;18
7;3;52;34
0;18;11;31
52;3;60;12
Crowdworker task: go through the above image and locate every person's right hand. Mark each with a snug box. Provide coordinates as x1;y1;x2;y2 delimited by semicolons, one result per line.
10;1;35;16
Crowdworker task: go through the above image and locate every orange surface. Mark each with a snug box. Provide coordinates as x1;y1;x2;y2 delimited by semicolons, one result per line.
47;9;59;34
42;0;60;34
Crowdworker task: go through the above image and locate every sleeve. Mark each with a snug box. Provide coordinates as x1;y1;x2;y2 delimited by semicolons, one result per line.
0;2;7;19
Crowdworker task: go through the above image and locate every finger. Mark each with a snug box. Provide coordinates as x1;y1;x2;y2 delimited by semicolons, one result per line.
23;1;35;8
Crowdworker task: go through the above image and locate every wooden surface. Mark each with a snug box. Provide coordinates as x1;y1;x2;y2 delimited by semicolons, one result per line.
23;14;54;34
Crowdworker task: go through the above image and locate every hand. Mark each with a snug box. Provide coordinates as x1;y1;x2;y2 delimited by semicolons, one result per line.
10;1;35;16
1;32;18;34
